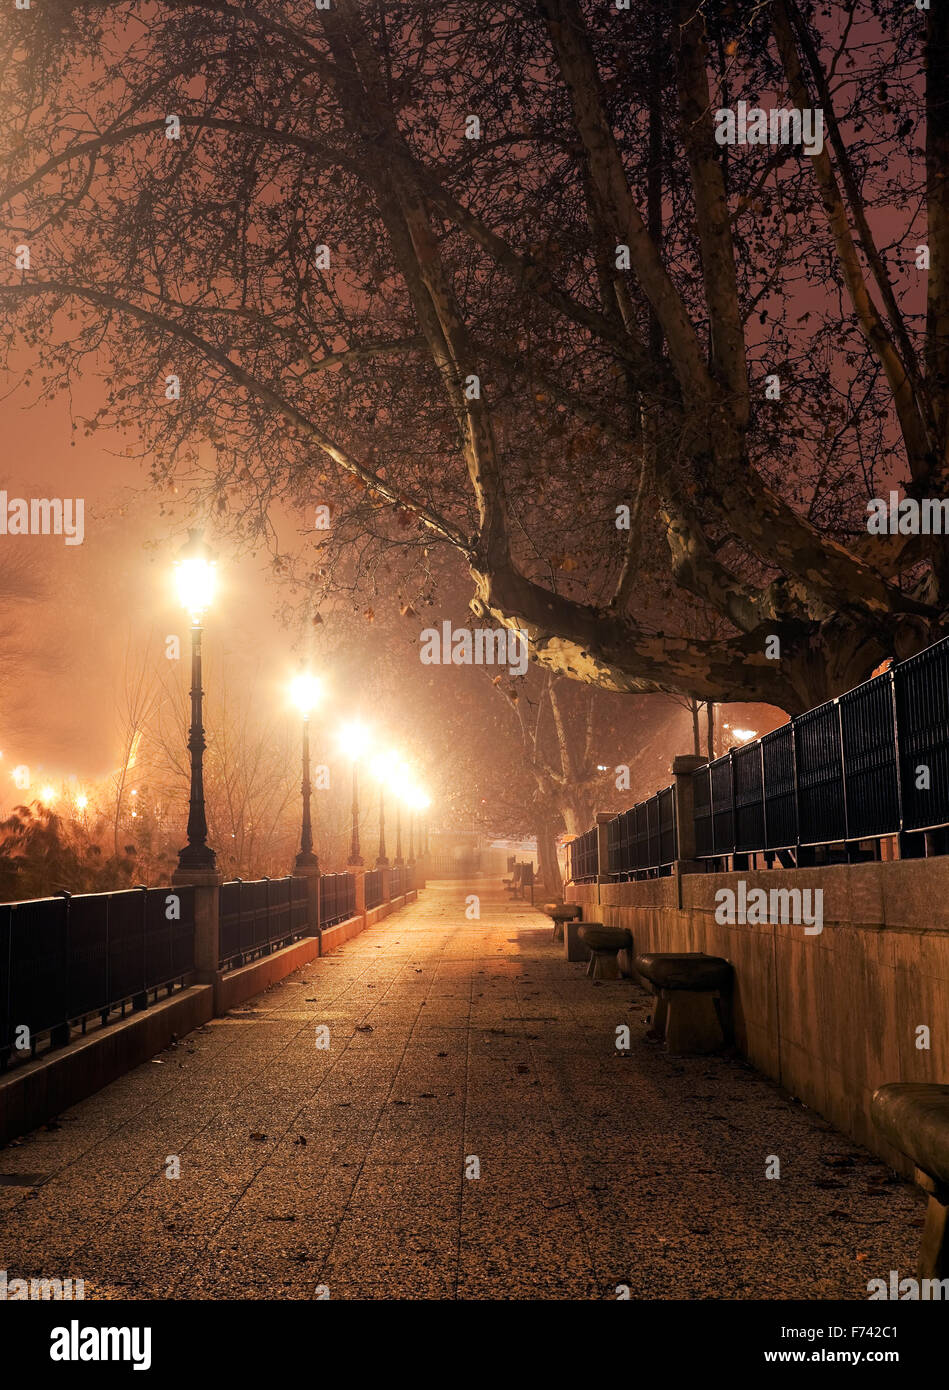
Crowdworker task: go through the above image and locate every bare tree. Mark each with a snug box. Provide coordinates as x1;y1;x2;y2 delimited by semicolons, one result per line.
0;0;944;714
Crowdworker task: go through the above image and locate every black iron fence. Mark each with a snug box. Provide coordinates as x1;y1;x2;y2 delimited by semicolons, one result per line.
570;827;599;882
364;868;384;910
218;876;308;970
569;634;949;881
426;851;481;877
319;871;356;928
605;786;677;879
1;851;423;1070
1;884;194;1068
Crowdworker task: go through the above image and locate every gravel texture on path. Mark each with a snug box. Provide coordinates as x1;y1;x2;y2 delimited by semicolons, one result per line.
0;880;922;1300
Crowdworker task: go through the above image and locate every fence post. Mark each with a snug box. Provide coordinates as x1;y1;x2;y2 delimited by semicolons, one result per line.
595;811;617;886
381;865;392;906
133;884;149;1011
353;867;367;929
172;867;223;984
672;753;708;869
293;860;321;939
53;890;71;1048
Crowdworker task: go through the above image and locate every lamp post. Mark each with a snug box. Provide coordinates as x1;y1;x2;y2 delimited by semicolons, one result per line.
404;788;430;867
175;532;217;872
290;673;321;871
371;751;397;867
338;722;370;866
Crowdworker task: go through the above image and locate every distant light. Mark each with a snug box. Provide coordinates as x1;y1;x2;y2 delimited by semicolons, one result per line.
731;728;757;743
131;810;138;818
597;764;608;771
40;784;56;804
371;749;399;783
337;720;371;761
130;788;137;796
75;794;89;811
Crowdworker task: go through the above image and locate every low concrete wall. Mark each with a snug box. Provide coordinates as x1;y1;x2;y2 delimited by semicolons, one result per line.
0;887;422;1144
215;934;323;1014
572;860;949;1177
0;985;214;1146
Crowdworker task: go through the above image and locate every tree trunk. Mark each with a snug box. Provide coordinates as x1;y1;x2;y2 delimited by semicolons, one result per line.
705;701;714;761
536;817;562;899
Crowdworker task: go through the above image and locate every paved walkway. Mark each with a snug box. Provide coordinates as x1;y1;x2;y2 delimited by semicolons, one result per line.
0;882;922;1300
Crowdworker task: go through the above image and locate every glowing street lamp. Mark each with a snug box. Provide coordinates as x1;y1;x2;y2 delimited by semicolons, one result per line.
387;759;411;865
337;721;371;866
39;783;56;805
404;786;431;864
411;788;431;860
174;531;218;872
370;750;398;867
290;672;322;871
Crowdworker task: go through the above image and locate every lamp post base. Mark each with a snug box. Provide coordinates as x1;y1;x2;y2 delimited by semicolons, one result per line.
176;845;218;873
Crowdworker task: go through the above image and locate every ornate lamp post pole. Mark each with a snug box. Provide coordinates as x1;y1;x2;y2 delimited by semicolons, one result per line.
338;722;370;867
290;673;321;870
372;751;397;867
175;532;217;873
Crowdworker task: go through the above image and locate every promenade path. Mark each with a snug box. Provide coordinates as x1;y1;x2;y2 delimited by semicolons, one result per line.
0;881;921;1300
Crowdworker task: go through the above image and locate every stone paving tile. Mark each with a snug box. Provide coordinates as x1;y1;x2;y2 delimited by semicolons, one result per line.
0;880;925;1300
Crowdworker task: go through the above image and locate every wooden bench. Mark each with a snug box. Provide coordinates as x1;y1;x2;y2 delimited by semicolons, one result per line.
871;1082;949;1280
579;925;632;980
634;952;732;1055
504;864;522;896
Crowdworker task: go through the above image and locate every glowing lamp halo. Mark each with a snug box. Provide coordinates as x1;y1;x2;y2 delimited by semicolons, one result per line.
174;531;217;621
290;672;322;717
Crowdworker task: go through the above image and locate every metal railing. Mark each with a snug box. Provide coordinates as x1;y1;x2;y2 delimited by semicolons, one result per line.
319;871;356;928
389;865;404;898
218;876;308;970
426;851;481;877
606;786;677;878
693;636;949;862
1;884;195;1067
569;826;599;882
569;634;949;880
364;868;384;910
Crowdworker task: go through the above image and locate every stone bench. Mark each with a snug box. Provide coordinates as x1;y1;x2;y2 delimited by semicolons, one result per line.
871;1083;949;1279
634;952;732;1055
579;925;632;981
545;902;581;944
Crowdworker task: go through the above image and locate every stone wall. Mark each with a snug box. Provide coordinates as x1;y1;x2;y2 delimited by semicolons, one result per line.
571;860;949;1176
